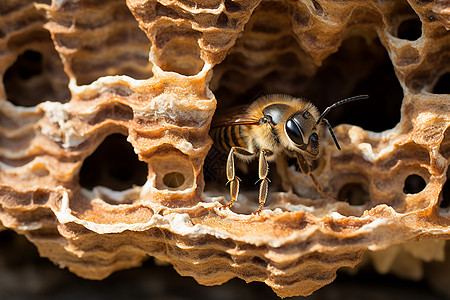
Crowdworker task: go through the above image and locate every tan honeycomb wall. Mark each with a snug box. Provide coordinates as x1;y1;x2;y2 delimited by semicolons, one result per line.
0;0;450;297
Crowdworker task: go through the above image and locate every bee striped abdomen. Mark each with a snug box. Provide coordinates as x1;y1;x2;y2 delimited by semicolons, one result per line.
212;125;249;154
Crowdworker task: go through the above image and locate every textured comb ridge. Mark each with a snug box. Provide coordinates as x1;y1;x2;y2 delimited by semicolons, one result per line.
0;0;449;298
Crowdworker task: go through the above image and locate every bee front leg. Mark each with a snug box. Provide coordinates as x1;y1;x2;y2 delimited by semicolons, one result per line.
253;149;272;215
221;147;253;210
309;173;328;198
295;152;331;199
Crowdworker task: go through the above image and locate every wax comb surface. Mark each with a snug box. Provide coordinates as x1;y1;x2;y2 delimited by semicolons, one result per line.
0;0;449;297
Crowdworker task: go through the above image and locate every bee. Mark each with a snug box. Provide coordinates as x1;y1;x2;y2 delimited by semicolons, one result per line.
210;94;368;214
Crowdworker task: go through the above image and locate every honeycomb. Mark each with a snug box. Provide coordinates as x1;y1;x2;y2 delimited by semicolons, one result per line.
0;0;449;297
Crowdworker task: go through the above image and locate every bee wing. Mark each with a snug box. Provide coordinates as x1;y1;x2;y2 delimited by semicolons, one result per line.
211;105;260;128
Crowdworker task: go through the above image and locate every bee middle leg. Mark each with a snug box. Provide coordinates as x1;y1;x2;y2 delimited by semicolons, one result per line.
253;149;273;215
221;147;254;210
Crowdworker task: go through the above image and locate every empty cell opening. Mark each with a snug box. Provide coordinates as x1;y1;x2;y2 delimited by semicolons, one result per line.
163;172;186;188
4;47;70;106
79;134;148;191
155;25;204;76
390;2;422;41
433;72;450;94
149;151;195;191
337;182;370;205
397;18;422;41
403;174;426;194
155;2;182;18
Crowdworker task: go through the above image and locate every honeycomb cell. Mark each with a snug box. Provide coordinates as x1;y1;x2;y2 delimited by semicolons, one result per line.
403;174;427;194
148;150;195;192
154;25;204;76
397;18;422;41
163;172;186;188
1;0;450;298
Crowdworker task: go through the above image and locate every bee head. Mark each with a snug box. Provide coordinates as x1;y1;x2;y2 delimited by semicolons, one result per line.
284;111;320;157
259;94;368;155
261;102;320;157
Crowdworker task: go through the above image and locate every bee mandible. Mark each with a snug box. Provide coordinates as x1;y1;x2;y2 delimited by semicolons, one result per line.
210;94;368;214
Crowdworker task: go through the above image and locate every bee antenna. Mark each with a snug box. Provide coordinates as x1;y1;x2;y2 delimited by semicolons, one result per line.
316;95;369;125
323;119;341;150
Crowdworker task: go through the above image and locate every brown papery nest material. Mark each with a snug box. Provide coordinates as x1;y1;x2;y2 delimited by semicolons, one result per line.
0;0;449;297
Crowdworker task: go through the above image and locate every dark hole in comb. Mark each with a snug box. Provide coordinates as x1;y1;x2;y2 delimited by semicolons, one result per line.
433;73;450;94
79;134;147;191
397;18;422;41
403;174;426;194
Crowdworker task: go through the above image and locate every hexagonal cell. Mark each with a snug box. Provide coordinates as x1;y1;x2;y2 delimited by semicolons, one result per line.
148;150;195;192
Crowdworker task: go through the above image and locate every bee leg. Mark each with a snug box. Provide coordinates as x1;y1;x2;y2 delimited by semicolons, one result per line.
276;155;293;193
295;152;332;199
222;176;240;210
295;152;311;175
253;149;272;215
221;147;253;210
309;173;331;198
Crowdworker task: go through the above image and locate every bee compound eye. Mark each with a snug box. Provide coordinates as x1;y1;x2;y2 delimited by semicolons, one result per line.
285;119;304;146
